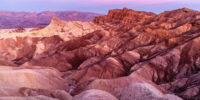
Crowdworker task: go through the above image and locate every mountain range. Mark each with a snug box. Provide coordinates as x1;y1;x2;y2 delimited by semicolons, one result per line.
0;11;101;29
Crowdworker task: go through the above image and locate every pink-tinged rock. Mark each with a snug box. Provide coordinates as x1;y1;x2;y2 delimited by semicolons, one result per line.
72;89;117;100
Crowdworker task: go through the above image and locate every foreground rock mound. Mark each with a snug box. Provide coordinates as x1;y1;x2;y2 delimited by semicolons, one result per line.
120;83;182;100
0;87;72;100
72;89;117;100
0;96;58;100
0;8;200;99
0;66;67;90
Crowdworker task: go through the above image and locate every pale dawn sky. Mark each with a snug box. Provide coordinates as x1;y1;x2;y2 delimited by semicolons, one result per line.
0;0;199;14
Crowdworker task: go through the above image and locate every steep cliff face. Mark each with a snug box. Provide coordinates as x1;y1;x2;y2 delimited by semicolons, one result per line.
0;8;199;100
94;8;156;25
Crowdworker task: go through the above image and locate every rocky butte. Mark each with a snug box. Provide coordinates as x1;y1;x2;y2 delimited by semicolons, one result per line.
0;8;199;100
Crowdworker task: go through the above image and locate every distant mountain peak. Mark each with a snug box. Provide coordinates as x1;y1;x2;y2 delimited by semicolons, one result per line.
50;17;66;26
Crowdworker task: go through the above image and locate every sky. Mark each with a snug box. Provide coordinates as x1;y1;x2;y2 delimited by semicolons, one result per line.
0;0;200;14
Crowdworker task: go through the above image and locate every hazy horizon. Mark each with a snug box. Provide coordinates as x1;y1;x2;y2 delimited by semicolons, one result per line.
0;0;200;14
